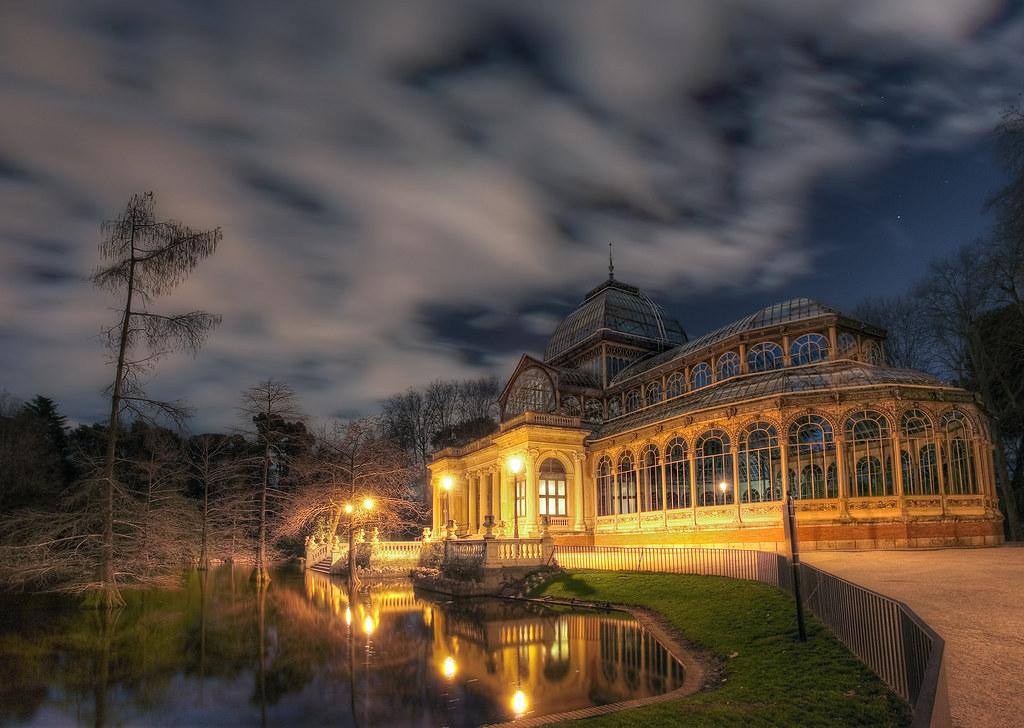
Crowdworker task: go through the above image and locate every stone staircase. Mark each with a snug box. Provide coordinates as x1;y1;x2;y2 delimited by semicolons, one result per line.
309;557;333;574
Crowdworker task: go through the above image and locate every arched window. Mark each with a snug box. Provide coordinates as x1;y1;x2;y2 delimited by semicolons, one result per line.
617;451;638;514
695;430;732;505
942;410;978;494
716;352;740;381
665;372;684;398
863;341;882;366
639;445;662;512
561;396;581;417
645;381;663;406
846;410;893;496
837;333;857;358
625;389;642;413
538;458;567;518
690;362;711;390
900;409;938;495
747;342;784;373
790;333;829;366
504;367;555;418
787;415;837;499
665;437;690;509
608;396;622;418
739;422;780;502
584;398;603;423
596;456;614;516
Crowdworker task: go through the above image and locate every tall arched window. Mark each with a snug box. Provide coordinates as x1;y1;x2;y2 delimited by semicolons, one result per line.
747;342;784;372
538;458;567;518
900;409;938;495
863;341;882;366
561;396;581;417
608;396;622;418
617;451;638;514
625;389;642;413
639;445;662;512
665;437;690;509
790;333;829;365
837;333;857;358
645;382;663;406
739;422;780;502
666;372;684;398
695;430;732;505
504;367;555;418
846;410;894;496
690;363;711;390
584;398;603;423
942;410;978;494
788;415;837;499
716;352;740;381
596;456;614;516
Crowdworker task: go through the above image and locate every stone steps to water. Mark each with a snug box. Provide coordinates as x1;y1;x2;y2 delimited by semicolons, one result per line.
309;557;333;574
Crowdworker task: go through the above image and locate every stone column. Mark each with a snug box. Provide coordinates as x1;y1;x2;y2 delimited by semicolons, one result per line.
572;451;585;531
527;449;540;536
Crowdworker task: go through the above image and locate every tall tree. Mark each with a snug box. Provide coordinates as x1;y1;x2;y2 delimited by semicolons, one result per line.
853;296;937;373
88;191;221;607
239;379;306;584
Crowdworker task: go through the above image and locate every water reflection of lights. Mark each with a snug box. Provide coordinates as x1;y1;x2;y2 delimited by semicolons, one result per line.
364;615;375;636
512;690;527;716
443;656;456;678
345;606;352;626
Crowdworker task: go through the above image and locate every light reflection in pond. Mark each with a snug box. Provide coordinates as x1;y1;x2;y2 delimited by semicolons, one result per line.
0;565;688;727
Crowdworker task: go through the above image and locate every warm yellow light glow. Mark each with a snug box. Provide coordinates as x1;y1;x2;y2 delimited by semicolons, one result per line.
513;690;526;715
345;606;352;626
509;457;523;474
363;498;374;510
442;476;453;490
719;481;728;493
345;504;353;514
364;615;375;635
443;656;456;678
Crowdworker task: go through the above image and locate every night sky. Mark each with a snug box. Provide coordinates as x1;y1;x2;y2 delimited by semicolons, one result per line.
1;1;1022;432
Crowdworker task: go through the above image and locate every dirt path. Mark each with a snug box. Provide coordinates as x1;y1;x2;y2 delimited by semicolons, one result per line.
803;546;1024;728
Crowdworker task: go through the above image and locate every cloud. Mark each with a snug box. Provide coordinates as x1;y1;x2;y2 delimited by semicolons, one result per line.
0;0;1021;431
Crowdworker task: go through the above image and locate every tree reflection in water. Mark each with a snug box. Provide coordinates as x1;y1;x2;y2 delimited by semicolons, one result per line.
0;565;687;727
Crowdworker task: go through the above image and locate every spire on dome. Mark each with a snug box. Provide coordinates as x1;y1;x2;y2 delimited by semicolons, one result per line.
608;242;614;281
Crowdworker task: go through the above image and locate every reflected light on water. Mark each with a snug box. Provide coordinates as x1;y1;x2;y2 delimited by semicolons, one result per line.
364;615;375;636
513;689;527;716
444;656;456;678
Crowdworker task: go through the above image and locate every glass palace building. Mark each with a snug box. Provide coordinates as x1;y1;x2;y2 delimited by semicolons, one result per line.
429;275;1004;550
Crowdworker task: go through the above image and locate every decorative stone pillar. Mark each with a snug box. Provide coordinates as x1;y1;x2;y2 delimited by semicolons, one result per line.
445;519;457;540
483;515;496;539
572;451;586;531
527;449;540;536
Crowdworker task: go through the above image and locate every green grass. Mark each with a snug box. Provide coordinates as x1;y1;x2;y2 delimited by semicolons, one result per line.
529;571;911;728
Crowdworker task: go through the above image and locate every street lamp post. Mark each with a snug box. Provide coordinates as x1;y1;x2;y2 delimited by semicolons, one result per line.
441;476;453;536
346;498;374;587
718;480;728;505
786;488;808;642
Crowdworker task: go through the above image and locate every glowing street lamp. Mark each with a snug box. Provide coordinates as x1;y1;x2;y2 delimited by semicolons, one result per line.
443;656;456;679
346;498;375;585
719;481;728;505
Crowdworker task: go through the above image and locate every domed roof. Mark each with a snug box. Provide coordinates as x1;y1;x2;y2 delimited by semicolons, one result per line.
543;278;687;363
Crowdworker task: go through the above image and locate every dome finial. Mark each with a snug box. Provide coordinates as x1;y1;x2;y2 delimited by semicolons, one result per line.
608;242;615;281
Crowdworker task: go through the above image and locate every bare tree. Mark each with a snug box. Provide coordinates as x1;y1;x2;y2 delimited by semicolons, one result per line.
853;295;937;373
239;379;306;584
280;417;420;542
86;192;221;607
186;434;248;569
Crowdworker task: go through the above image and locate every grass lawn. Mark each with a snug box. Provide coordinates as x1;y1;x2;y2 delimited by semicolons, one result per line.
528;571;911;728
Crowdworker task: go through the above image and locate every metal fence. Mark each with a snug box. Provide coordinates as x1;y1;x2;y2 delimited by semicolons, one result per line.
553;545;948;728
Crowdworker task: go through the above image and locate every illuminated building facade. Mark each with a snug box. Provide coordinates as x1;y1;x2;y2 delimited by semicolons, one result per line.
429;274;1004;550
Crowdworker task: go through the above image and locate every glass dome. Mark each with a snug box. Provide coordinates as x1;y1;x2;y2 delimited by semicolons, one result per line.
544;279;687;364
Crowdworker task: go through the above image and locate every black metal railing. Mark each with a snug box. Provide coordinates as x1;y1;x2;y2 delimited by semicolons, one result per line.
552;545;948;728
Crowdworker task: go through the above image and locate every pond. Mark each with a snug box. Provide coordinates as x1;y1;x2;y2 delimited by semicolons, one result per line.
0;565;689;727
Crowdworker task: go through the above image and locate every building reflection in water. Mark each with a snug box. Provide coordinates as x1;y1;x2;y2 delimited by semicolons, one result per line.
304;570;687;724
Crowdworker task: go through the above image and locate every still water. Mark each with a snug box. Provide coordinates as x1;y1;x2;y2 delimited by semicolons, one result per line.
0;565;687;727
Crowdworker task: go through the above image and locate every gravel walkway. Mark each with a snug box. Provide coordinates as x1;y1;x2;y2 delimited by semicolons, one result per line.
802;546;1024;728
